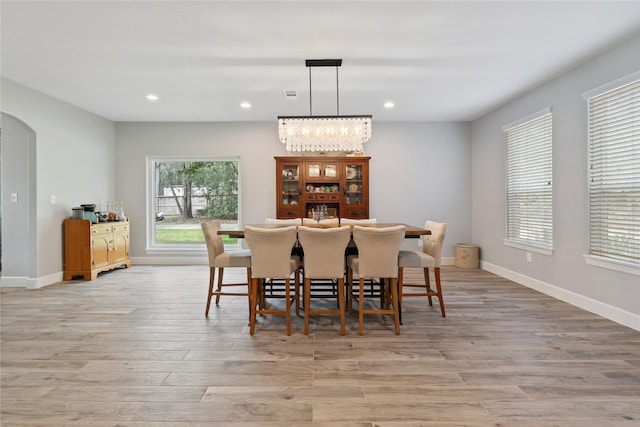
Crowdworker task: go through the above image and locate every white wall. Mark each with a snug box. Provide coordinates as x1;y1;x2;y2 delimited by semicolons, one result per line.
115;121;471;261
471;34;640;328
1;78;116;285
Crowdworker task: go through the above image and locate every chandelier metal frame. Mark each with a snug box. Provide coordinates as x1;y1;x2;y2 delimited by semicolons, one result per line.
278;59;372;153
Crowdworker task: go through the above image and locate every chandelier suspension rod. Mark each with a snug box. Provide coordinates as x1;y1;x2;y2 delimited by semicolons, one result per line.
307;60;342;116
336;65;339;116
309;66;313;116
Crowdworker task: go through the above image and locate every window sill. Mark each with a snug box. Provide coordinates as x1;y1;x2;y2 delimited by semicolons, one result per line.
583;255;640;277
503;239;553;256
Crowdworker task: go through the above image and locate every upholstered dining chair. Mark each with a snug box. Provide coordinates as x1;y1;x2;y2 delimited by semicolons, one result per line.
201;220;252;317
297;225;351;335
347;225;406;335
339;218;377;225
302;218;340;227
264;217;304;311
244;225;301;335
397;220;448;317
265;217;302;226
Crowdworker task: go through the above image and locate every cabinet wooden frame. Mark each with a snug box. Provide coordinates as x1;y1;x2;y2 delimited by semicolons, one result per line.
64;219;131;281
275;156;370;220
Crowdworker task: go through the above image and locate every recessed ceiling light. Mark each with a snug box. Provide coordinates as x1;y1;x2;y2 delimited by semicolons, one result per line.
384;101;395;109
146;94;159;101
240;102;251;109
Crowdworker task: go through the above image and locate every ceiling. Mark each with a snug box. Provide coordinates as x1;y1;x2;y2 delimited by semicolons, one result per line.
2;1;639;122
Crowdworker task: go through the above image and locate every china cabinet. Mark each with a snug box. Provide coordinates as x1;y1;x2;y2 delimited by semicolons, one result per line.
275;156;370;219
63;219;131;280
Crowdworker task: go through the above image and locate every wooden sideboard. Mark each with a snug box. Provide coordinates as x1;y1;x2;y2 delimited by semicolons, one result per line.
275;156;370;219
63;219;131;280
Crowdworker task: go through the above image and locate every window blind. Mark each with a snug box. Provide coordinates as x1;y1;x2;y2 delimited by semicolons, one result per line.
505;112;553;249
588;79;640;265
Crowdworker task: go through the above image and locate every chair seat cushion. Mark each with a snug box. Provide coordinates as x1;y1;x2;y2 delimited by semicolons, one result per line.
398;250;436;268
214;250;252;268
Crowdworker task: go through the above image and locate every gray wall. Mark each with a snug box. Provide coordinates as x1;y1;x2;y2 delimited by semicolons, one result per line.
115;121;471;261
471;34;640;326
1;78;116;286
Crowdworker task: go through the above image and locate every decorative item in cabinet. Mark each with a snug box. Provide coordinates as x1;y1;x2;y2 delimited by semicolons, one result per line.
305;160;340;182
63;219;131;281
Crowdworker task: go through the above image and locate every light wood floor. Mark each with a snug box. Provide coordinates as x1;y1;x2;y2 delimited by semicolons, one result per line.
1;265;639;426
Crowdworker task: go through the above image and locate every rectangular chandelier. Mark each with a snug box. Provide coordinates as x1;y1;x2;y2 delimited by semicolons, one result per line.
278;115;372;152
278;59;372;153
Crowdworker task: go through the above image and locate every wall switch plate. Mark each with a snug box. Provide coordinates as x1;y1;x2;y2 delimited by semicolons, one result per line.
417;238;423;247
50;195;56;204
526;252;532;262
10;193;18;203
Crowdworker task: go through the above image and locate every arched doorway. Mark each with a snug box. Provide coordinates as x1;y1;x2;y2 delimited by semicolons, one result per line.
0;112;36;286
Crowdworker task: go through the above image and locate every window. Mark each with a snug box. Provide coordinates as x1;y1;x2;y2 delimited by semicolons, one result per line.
503;108;553;253
586;76;639;269
146;157;241;252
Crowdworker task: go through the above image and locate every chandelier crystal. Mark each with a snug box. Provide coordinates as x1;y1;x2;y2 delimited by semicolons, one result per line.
278;115;372;152
278;59;372;153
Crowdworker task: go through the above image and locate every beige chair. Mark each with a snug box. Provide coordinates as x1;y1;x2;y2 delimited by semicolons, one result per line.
265;218;302;226
201;220;252;316
244;225;301;335
297;226;351;335
347;225;406;335
339;218;377;225
398;221;448;317
265;218;304;310
302;218;340;227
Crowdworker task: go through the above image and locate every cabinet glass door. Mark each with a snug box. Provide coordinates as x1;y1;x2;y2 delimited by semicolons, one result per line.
280;163;301;207
344;163;364;206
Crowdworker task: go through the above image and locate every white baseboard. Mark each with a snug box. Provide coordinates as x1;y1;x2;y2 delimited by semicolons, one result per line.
481;260;640;332
1;272;63;289
131;256;208;266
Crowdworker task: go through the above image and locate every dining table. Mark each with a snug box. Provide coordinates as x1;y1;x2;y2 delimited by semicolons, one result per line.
217;222;431;238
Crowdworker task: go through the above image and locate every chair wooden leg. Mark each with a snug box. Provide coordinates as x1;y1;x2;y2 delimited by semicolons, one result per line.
246;268;252;323
359;277;365;335
398;267;404;308
435;267;445;317
295;269;301;317
205;267;215;316
347;267;353;314
215;267;224;305
304;277;311;335
285;278;292;336
249;278;259;335
338;277;346;336
423;267;433;306
390;278;400;335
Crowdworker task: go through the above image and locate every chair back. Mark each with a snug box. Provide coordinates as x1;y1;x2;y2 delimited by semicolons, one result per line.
265;218;302;226
340;218;377;225
297;226;351;279
201;220;224;267
244;225;298;278
302;218;340;226
423;221;448;266
352;225;405;278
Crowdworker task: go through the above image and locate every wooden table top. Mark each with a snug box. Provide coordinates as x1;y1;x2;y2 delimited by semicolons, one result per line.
217;223;430;238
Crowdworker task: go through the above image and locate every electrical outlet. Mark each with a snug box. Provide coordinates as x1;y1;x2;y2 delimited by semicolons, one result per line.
50;195;56;204
417;238;423;247
526;252;532;262
10;193;18;203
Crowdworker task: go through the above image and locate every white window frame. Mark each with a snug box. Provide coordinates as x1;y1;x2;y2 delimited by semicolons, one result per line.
583;72;640;276
145;155;242;255
503;108;554;255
